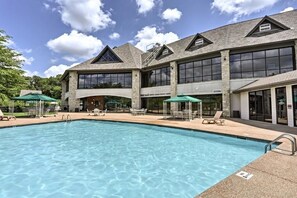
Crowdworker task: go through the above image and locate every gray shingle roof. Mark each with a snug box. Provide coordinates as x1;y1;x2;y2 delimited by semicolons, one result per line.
235;70;297;92
62;10;297;78
145;10;297;67
67;43;144;72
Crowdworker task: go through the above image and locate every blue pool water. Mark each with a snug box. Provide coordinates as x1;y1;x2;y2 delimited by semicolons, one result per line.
0;120;268;198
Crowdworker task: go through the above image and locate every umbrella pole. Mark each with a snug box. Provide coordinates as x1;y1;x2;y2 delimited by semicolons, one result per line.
163;102;167;119
39;100;41;118
189;102;192;121
200;102;202;119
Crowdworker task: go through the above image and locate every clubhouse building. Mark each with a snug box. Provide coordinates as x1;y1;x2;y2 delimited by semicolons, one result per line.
61;10;297;127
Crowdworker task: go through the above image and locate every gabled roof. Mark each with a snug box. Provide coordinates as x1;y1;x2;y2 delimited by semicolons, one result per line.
155;45;174;59
66;43;144;73
185;33;213;51
246;15;290;37
235;70;297;92
144;10;297;67
91;45;123;64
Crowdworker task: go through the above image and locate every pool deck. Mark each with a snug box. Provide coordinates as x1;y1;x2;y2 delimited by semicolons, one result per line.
0;113;296;197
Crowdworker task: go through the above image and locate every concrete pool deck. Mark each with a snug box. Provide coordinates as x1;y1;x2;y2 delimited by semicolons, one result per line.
0;113;296;197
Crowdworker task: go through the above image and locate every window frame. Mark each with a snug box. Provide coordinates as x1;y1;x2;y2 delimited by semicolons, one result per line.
230;47;294;79
259;23;271;32
178;56;222;84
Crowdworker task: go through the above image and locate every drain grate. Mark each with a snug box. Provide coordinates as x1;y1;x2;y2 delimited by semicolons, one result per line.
236;171;253;180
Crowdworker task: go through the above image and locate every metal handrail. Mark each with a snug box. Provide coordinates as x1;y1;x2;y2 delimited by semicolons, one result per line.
265;133;297;155
62;114;72;122
143;47;159;66
66;114;72;122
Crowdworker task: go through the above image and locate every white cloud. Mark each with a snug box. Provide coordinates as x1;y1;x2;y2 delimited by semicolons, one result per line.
134;26;179;51
43;3;50;10
51;58;58;63
4;38;15;48
63;56;77;62
23;49;32;53
24;70;39;77
55;0;115;32
109;32;120;40
212;0;279;22
281;7;294;13
162;8;182;23
17;55;34;65
44;63;79;77
136;0;156;14
47;30;104;60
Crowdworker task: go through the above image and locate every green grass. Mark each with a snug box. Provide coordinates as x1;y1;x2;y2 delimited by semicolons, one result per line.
3;112;56;118
4;112;28;117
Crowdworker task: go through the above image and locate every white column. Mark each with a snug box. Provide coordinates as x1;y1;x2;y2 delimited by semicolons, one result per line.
132;70;141;109
286;85;294;127
221;50;231;117
240;92;249;120
271;87;277;124
170;61;178;111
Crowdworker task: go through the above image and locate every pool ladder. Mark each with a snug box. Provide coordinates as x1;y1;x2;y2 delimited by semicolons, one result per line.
62;114;72;122
265;133;297;155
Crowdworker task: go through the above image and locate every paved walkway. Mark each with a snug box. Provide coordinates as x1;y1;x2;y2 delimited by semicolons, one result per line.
0;113;296;197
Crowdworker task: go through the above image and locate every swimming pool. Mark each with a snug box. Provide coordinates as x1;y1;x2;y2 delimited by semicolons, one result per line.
0;120;268;197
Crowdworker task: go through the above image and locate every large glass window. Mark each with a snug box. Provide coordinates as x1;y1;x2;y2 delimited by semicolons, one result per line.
293;85;297;127
249;90;272;122
191;95;222;116
230;47;294;79
78;73;132;89
141;97;170;114
141;66;170;87
178;57;221;84
97;50;121;63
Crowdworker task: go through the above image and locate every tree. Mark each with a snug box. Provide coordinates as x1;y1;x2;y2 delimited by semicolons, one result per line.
25;74;62;99
0;30;27;105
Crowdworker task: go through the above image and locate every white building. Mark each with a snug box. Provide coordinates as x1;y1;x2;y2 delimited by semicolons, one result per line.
61;10;297;127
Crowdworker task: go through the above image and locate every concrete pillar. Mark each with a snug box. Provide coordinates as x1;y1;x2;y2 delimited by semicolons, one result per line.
286;85;294;127
170;61;178;111
240;92;249;120
68;71;80;112
132;70;141;109
295;40;297;69
271;87;277;124
61;80;66;105
221;50;231;117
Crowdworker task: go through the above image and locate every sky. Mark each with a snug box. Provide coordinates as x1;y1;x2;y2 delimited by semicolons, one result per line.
0;0;296;77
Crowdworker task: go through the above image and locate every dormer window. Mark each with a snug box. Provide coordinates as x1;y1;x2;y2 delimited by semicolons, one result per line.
246;16;289;37
91;45;123;64
195;38;204;46
155;45;174;59
162;49;169;55
185;33;213;51
259;23;271;32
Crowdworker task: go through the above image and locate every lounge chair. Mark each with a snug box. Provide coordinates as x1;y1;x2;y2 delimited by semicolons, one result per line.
0;109;16;121
93;108;100;116
101;109;107;116
192;111;198;119
202;111;224;125
43;109;57;117
87;109;91;116
130;108;136;116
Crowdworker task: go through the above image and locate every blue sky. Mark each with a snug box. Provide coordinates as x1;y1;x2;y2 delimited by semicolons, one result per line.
0;0;296;77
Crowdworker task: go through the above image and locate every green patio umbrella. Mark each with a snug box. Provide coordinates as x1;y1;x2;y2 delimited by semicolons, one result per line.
163;95;202;120
12;93;56;102
164;95;201;103
12;93;56;117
